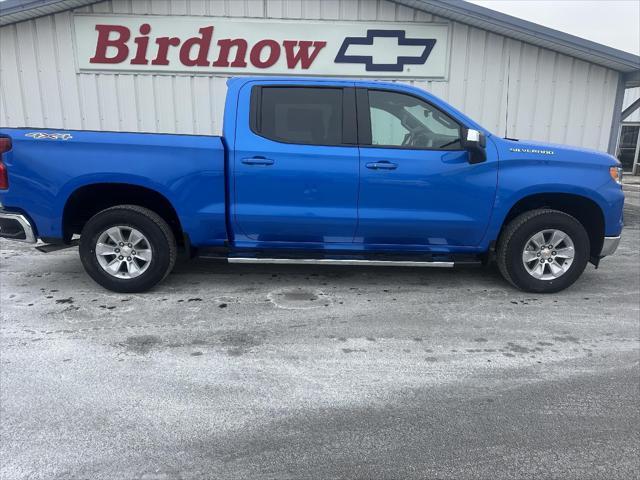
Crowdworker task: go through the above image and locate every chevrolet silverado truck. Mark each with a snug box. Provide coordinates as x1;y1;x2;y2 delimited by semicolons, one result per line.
0;77;624;293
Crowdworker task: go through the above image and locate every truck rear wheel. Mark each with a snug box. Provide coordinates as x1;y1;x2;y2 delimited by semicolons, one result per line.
496;209;590;293
79;205;176;293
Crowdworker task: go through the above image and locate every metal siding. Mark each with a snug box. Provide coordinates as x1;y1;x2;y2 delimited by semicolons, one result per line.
461;27;486;122
15;21;45;127
136;75;157;132
34;15;65;127
0;0;621;150
531;49;556;142
514;43;540;141
90;0;112;13
0;76;6;126
52;12;83;129
565;60;590;147
131;0;150;15
503;38;523;139
78;74;100;129
192;76;211;134
548;54;573;146
154;76;175;132
110;0;130;13
583;65;607;149
174;75;194;134
116;74;138;131
0;26;26;126
357;0;377;21
443;21;470;113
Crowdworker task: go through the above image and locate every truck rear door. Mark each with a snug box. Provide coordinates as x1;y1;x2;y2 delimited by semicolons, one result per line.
231;82;359;246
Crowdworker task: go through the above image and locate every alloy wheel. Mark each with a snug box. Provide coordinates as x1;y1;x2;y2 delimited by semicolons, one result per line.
95;226;153;279
522;229;575;280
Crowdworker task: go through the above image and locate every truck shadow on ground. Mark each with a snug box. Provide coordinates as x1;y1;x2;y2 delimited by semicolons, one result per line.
169;260;512;289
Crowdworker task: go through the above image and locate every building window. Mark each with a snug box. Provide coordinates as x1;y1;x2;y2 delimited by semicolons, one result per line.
617;124;640;173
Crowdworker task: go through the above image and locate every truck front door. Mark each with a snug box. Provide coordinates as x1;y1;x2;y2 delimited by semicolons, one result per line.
354;88;498;248
232;83;359;246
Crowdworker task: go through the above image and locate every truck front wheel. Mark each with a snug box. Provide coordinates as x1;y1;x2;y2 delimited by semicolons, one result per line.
496;209;590;293
79;205;177;293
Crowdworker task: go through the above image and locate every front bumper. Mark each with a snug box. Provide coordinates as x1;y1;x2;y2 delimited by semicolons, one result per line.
599;235;620;257
0;210;36;243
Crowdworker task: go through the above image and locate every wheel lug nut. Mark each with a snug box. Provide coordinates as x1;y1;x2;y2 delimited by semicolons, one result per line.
119;242;124;246
127;256;132;261
118;255;124;260
128;243;132;248
132;251;136;255
540;259;544;264
115;248;120;253
552;251;556;255
537;252;541;257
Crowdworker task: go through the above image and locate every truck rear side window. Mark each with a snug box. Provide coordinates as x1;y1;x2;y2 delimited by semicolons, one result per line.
254;87;344;146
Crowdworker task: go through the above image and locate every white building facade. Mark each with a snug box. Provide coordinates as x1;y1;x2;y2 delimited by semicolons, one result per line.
1;0;638;159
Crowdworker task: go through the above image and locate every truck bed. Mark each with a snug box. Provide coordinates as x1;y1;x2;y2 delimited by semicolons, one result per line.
0;128;227;246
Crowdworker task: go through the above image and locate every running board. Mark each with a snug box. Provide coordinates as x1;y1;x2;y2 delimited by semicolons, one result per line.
35;239;79;253
227;257;454;268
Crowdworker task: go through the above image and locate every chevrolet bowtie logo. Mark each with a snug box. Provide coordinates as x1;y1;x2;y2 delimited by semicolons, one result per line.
335;30;437;72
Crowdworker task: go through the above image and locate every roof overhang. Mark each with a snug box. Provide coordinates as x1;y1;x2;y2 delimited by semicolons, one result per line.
395;0;640;73
0;0;101;26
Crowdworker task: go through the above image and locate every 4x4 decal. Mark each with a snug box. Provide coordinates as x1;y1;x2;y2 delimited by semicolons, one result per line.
25;132;73;141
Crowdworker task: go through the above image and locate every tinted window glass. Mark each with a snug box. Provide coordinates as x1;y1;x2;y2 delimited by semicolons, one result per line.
617;125;639;171
368;90;461;149
259;87;343;145
619;125;639;149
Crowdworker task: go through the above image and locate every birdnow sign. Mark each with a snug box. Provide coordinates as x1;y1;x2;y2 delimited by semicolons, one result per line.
72;15;450;79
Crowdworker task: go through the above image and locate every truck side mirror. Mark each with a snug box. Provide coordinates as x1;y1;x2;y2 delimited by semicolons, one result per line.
461;128;486;164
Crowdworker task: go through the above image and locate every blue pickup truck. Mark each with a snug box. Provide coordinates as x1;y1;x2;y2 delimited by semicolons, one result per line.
0;77;624;293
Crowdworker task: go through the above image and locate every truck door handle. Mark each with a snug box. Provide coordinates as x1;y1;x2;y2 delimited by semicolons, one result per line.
365;161;397;170
241;156;274;166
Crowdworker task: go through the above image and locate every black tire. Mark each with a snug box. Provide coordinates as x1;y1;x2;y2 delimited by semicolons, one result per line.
79;205;177;293
496;209;590;293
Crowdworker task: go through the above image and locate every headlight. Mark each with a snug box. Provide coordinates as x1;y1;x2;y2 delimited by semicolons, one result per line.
609;166;623;185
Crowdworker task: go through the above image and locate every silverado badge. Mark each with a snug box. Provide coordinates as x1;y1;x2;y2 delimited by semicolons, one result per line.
509;147;555;155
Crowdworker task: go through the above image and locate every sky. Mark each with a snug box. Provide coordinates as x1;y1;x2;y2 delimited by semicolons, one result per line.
467;0;640;55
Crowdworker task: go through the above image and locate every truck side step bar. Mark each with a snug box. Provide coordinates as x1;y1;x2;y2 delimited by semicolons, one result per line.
35;239;79;253
227;257;454;268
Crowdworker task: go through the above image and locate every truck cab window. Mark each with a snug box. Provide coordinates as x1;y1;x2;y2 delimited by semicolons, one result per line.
257;87;343;146
368;90;462;150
